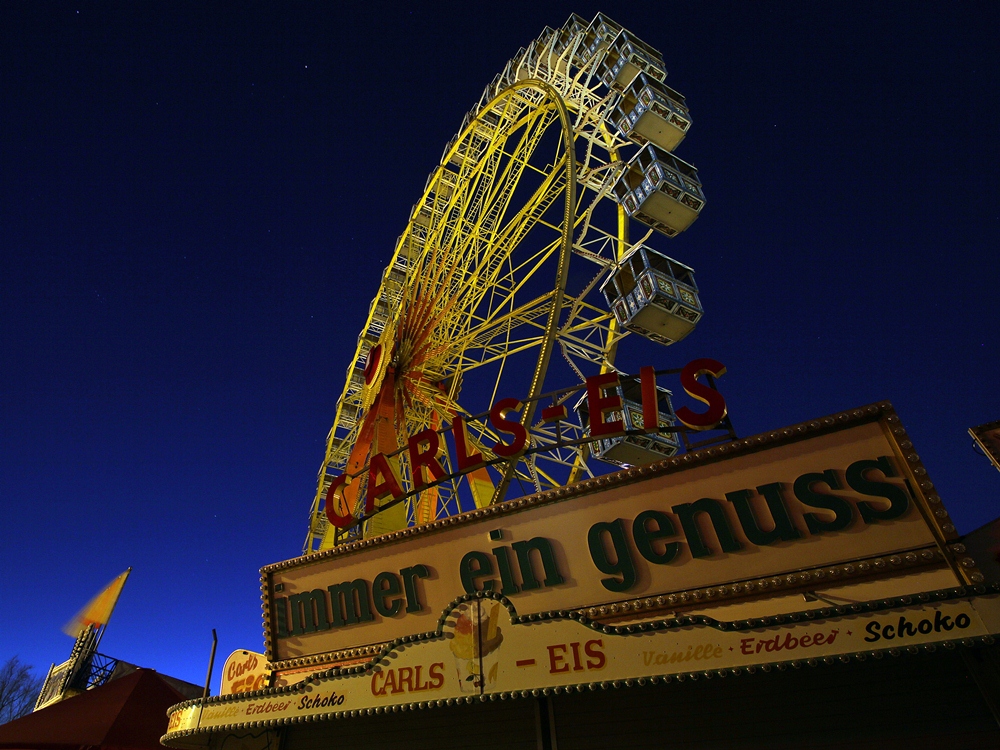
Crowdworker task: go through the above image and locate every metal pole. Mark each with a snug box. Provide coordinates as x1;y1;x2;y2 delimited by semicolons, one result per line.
196;629;218;729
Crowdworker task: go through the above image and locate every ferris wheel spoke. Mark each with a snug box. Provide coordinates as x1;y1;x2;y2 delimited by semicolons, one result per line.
447;106;556;254
464;291;556;347
424;191;565;352
449;337;550;374
476;113;556;223
560;313;618;347
446;160;563;297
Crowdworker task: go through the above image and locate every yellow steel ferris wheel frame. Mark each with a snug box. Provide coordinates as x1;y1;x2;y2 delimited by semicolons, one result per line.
304;22;643;554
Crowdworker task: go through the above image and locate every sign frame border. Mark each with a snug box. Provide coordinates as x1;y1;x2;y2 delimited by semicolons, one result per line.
260;401;977;668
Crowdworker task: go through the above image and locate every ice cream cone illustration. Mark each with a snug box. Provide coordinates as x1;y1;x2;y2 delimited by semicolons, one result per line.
449;601;504;693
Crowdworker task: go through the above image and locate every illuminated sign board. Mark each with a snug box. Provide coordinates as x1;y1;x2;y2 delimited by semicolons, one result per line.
166;589;1000;735
262;403;970;666
219;650;268;696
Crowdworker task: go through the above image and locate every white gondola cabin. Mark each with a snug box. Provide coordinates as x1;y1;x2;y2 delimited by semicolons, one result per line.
524;28;569;78
574;374;680;467
555;14;588;61
600;245;702;345
613;143;705;237
577;13;624;65
599;31;667;91
611;73;691;152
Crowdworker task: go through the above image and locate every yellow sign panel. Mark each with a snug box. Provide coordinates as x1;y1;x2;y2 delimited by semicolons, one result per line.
165;590;1000;738
263;405;966;665
219;650;268;696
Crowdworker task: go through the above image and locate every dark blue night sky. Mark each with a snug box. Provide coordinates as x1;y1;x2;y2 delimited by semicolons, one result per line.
2;2;998;688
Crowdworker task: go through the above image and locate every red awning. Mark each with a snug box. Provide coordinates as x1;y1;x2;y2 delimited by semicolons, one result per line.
0;669;188;750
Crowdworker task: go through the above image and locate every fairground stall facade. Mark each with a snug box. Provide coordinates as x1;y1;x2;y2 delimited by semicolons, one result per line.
163;403;1000;749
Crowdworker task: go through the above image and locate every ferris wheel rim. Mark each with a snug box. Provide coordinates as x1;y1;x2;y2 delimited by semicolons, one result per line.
485;80;577;502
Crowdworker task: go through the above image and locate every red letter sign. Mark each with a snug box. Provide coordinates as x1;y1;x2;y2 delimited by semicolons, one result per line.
452;414;486;471
586;372;623;437
324;474;354;528
489;397;527;457
408;428;446;489
675;358;727;430
366;453;405;514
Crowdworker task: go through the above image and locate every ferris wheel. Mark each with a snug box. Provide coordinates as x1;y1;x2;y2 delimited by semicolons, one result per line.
303;14;708;554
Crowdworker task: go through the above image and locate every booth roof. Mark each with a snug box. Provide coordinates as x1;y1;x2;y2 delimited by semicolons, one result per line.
0;669;188;750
